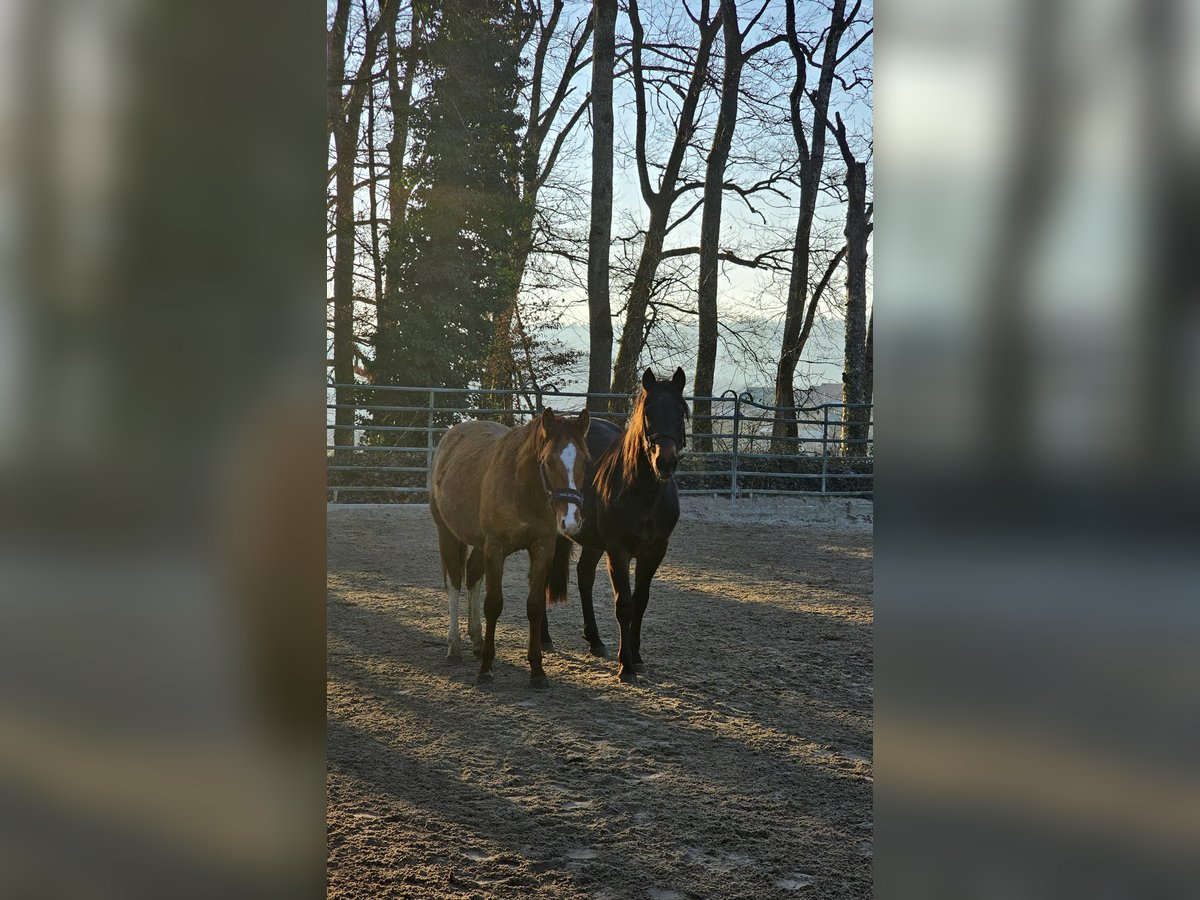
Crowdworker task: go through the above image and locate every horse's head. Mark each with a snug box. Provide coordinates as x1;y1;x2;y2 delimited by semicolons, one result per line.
638;367;690;482
535;407;591;536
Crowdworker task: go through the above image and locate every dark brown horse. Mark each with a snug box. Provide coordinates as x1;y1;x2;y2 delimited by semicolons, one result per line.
430;407;589;688
549;368;688;683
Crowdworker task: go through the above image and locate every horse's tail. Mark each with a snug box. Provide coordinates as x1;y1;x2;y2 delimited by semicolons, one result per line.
546;537;573;608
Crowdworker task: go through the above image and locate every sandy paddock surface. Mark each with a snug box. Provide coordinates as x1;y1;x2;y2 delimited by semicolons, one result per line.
328;500;873;899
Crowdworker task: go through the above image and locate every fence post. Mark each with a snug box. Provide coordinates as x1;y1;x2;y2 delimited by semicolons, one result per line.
728;390;741;501
426;390;435;497
820;405;829;494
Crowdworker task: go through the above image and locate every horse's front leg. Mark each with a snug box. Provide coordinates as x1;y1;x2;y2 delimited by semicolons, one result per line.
476;540;506;686
630;541;667;671
606;548;637;684
526;538;555;690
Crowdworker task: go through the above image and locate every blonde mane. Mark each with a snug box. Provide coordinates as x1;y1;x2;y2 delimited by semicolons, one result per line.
595;391;650;504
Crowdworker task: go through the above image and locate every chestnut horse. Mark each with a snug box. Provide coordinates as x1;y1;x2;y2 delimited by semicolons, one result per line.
548;368;688;683
430;407;589;689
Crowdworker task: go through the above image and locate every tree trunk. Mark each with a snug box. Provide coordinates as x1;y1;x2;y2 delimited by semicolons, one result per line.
328;0;354;458
332;129;358;456
484;2;591;410
364;0;383;310
586;0;617;409
611;199;670;398
611;0;720;400
383;8;418;305
840;158;869;456
864;307;873;411
771;0;849;446
694;0;743;452
482;233;535;425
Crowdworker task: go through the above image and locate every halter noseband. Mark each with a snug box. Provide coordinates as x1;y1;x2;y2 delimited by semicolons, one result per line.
540;462;583;507
645;432;686;454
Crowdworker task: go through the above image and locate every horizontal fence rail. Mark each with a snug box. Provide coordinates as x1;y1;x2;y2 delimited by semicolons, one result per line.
326;383;872;502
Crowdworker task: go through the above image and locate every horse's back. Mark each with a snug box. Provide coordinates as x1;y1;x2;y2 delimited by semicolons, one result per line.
431;419;510;547
434;419;508;470
585;417;622;461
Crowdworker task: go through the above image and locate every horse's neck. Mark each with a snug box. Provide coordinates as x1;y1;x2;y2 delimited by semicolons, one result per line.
626;442;660;499
515;424;543;473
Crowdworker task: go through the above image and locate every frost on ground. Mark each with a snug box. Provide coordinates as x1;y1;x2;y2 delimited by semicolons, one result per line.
328;503;873;899
679;495;872;532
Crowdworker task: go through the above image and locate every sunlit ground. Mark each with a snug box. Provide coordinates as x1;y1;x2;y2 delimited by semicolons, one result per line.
327;505;873;899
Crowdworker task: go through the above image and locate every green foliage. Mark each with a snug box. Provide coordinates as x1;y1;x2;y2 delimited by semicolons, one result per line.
373;0;530;394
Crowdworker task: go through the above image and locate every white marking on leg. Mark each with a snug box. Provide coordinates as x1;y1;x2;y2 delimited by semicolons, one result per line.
447;585;461;656
467;578;482;648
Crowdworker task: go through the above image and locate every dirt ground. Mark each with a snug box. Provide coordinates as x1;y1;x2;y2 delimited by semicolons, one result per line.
328;501;873;899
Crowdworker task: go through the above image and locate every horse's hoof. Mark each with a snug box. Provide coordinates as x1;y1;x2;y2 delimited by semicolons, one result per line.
446;649;463;663
541;640;556;654
589;643;608;658
471;646;482;658
530;674;550;691
474;671;494;687
618;668;639;685
634;661;646;673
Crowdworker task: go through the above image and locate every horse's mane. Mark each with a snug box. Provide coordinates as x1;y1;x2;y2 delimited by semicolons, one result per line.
595;391;648;505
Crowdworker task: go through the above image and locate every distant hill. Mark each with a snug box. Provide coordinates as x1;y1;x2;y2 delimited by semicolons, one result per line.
546;317;845;397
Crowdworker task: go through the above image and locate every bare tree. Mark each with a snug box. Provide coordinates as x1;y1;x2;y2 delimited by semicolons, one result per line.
586;0;617;407
610;0;721;399
771;0;858;443
382;5;419;303
693;0;744;449
329;0;398;455
484;1;593;404
830;111;872;456
362;0;384;311
693;0;784;449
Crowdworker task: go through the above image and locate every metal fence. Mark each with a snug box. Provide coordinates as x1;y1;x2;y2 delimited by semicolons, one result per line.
326;383;872;501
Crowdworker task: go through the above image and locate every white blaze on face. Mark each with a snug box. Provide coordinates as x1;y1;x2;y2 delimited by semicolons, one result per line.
559;443;580;532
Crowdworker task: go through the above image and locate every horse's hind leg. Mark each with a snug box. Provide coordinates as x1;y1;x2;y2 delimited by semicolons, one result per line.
465;546;484;656
578;546;606;657
433;509;468;662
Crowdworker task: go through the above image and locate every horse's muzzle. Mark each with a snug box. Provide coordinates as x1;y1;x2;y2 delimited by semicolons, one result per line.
557;501;583;536
653;452;679;482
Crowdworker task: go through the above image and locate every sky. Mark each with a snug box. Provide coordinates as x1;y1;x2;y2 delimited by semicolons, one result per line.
517;0;874;392
333;0;873;396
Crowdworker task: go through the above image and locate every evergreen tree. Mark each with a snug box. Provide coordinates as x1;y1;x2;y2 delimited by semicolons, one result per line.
374;0;529;392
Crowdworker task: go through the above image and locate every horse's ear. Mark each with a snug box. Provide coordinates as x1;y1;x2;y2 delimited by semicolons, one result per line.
672;367;687;391
642;367;656;391
538;407;554;438
575;407;590;435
